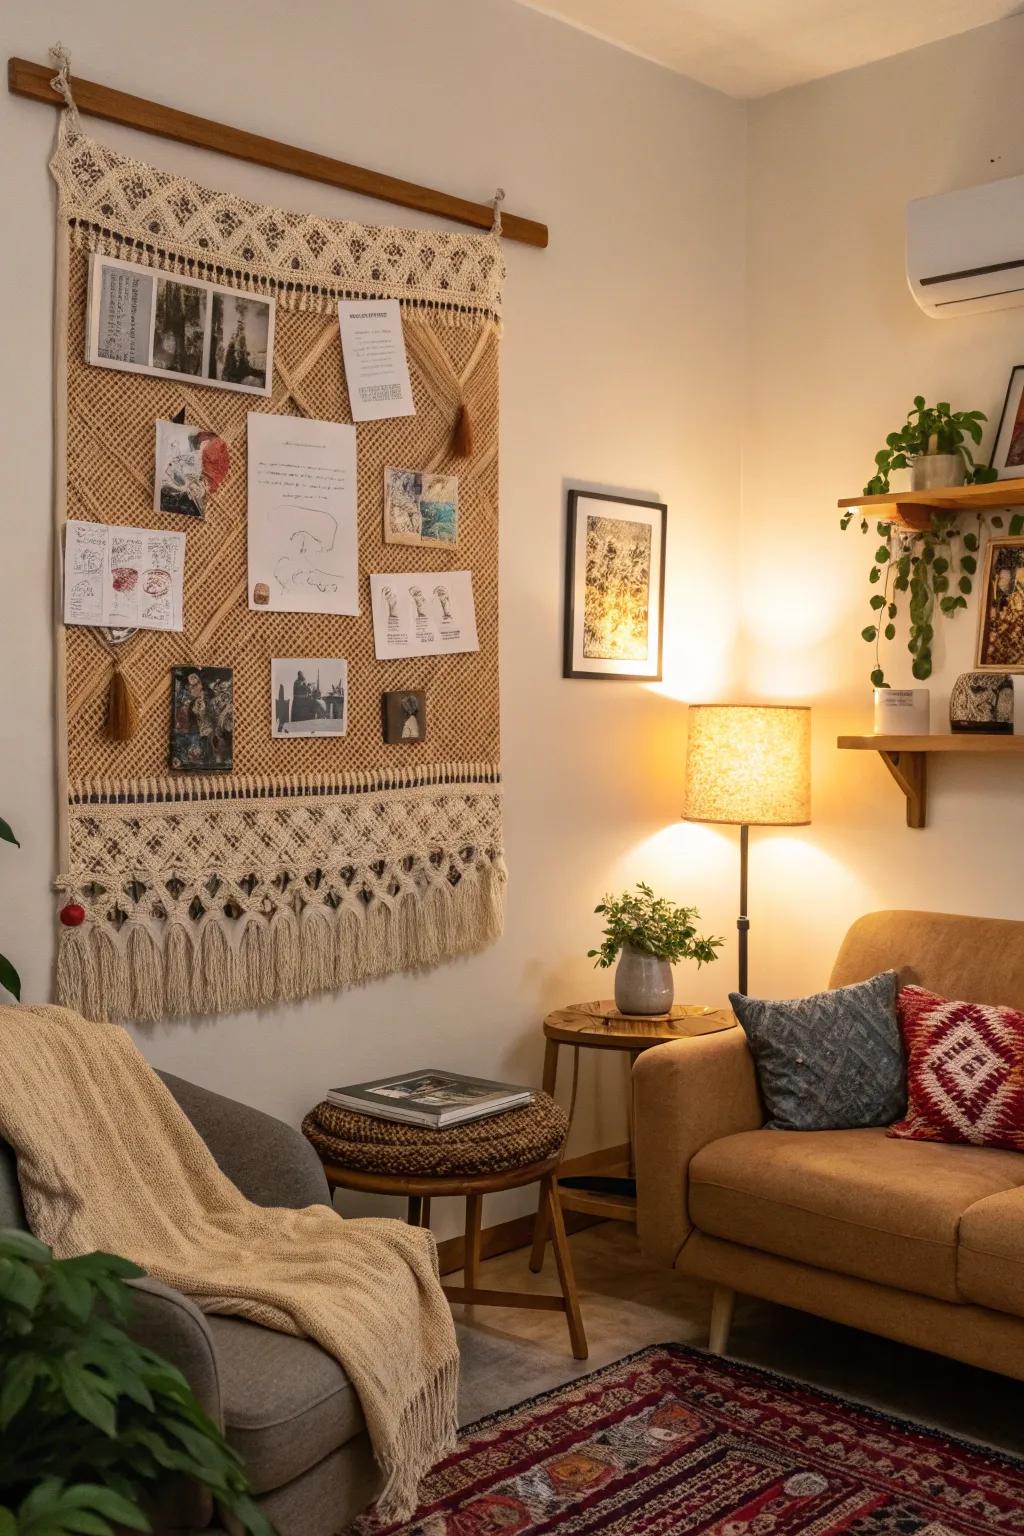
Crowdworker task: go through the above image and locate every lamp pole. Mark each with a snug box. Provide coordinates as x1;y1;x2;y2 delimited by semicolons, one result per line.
737;823;749;996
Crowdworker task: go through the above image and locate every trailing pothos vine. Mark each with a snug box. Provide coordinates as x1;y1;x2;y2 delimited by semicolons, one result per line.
841;509;1024;685
841;396;1008;686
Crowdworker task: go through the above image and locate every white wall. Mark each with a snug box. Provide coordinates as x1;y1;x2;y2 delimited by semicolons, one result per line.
742;16;1024;1000
0;0;746;1233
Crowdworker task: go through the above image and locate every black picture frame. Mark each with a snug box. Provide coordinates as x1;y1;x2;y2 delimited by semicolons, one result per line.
563;488;667;681
988;364;1024;479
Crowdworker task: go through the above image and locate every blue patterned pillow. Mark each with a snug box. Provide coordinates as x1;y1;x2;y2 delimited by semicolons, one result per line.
730;972;904;1131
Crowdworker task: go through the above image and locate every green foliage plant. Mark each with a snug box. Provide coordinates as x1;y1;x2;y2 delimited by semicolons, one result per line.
0;1229;271;1536
840;398;1011;685
860;397;996;497
588;882;722;969
0;819;20;1001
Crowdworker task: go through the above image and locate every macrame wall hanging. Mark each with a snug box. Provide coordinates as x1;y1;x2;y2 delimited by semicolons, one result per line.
48;78;505;1022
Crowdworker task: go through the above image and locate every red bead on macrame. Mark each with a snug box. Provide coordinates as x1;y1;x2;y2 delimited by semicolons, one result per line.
59;903;86;927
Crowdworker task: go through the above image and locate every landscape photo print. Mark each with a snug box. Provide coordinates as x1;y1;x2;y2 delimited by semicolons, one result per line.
563;489;666;679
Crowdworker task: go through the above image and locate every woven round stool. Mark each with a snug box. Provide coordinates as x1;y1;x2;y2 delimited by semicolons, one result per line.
303;1094;587;1360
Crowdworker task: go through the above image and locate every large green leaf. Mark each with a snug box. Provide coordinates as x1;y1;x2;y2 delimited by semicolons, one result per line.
0;954;21;1002
0;818;19;847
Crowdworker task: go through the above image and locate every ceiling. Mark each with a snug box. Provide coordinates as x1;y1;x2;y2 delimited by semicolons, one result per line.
513;0;1021;98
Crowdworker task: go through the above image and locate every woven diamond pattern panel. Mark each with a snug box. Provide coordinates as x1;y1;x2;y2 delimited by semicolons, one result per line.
51;123;505;1021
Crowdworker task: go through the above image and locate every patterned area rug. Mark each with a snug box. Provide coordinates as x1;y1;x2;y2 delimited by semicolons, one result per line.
353;1343;1024;1535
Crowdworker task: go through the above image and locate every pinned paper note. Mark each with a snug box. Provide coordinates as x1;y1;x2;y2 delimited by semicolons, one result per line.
338;299;415;422
369;571;478;659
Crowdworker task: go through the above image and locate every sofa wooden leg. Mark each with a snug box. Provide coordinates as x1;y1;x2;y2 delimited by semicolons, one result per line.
708;1286;735;1354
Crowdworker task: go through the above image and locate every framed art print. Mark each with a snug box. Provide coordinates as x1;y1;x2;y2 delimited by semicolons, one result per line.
563;489;666;680
989;365;1024;478
976;537;1024;670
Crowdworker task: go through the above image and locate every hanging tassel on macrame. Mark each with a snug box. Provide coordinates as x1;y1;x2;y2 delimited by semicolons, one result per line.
450;400;475;458
104;654;139;742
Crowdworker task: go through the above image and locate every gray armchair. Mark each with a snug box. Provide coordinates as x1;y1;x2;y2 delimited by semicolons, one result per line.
0;1072;380;1536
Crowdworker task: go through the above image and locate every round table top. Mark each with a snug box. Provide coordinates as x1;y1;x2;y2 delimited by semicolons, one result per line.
543;1000;735;1049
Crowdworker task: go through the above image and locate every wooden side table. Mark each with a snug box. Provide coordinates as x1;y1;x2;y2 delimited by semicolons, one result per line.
320;1154;588;1360
530;1000;735;1271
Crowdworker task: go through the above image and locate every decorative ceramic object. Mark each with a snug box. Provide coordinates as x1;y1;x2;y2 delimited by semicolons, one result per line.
614;944;673;1016
873;688;930;734
949;671;1014;734
911;454;965;491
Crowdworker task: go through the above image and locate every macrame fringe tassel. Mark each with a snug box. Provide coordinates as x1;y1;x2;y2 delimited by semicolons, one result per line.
55;859;507;1021
451;401;474;458
103;661;139;742
376;1353;459;1523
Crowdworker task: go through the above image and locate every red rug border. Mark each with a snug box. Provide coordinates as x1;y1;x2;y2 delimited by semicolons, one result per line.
454;1340;1024;1477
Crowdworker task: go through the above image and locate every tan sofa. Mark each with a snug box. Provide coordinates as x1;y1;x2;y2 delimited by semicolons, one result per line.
633;910;1024;1377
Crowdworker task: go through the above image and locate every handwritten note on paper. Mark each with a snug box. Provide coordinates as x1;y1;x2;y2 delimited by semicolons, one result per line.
247;413;359;615
369;571;479;660
338;300;415;422
63;521;185;632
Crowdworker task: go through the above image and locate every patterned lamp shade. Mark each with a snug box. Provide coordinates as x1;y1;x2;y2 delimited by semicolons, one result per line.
683;705;811;826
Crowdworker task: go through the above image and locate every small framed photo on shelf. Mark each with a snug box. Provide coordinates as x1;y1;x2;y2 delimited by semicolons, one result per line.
563;489;666;681
988;365;1024;478
976;537;1024;670
382;690;426;742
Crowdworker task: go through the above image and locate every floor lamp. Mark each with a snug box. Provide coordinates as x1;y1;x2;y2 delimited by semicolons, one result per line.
682;705;811;996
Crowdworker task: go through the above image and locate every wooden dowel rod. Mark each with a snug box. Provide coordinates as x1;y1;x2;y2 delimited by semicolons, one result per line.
7;56;549;249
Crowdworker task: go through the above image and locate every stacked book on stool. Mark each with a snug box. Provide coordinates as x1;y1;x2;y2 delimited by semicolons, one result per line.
325;1068;533;1129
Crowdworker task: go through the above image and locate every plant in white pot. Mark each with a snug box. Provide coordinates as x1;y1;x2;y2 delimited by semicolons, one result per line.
862;397;996;495
588;882;722;1016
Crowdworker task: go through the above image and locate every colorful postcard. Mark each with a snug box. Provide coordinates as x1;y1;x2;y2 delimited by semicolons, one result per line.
383;467;459;547
170;667;233;774
154;419;230;519
272;658;348;738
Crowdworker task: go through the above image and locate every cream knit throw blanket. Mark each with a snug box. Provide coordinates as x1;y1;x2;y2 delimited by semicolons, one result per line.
0;1005;458;1520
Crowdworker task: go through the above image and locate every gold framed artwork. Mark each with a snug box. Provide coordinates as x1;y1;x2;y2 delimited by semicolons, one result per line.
976;537;1024;670
563;490;667;681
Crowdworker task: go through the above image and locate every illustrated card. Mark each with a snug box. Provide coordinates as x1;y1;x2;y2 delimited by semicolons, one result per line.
155;419;230;519
170;666;233;773
383;468;459;547
369;571;479;659
63;520;185;632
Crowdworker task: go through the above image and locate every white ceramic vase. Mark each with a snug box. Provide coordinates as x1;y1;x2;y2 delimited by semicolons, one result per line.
614;944;673;1016
911;453;965;491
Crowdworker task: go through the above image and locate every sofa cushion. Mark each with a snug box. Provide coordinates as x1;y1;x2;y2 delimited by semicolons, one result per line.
209;1316;365;1494
889;985;1024;1152
689;1126;1024;1302
958;1188;1024;1319
729;972;903;1131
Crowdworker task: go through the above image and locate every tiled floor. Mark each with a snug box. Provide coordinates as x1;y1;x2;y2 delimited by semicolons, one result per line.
454;1223;1022;1451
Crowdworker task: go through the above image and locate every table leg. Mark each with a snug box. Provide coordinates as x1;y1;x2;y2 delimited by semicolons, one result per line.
541;1037;559;1098
464;1193;483;1292
420;1196;431;1229
407;1194;423;1226
626;1048;640;1177
528;1189;549;1273
543;1173;588;1360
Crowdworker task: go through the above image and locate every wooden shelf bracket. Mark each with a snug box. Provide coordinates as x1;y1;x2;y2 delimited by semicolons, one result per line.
877;748;927;829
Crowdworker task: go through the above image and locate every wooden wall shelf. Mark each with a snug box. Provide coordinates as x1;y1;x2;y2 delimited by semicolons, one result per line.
837;733;1024;828
838;478;1024;531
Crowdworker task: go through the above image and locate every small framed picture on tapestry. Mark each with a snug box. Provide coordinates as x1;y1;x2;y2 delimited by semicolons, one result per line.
989;366;1024;478
563;489;666;681
976;537;1024;670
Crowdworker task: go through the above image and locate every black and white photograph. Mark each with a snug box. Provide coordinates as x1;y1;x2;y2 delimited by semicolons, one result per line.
272;658;348;738
152;276;206;377
86;254;275;397
382;689;426;742
170;666;233;773
208;292;271;391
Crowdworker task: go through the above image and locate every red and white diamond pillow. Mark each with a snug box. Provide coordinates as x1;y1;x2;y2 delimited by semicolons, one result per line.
888;984;1024;1151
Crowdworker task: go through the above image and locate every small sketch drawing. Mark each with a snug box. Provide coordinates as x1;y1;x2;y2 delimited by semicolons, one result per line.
74;548;102;575
382;586;400;629
410;586;429;627
434;584;453;623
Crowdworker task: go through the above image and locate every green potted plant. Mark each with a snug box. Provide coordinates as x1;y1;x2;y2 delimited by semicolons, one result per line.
0;1229;270;1536
588;882;722;1016
863;397;996;495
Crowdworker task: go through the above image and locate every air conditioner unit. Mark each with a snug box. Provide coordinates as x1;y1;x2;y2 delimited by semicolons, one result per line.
907;173;1024;318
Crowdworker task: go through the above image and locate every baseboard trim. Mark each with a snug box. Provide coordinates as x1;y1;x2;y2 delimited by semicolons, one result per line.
436;1141;628;1276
